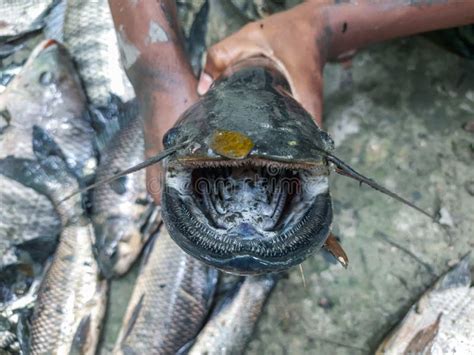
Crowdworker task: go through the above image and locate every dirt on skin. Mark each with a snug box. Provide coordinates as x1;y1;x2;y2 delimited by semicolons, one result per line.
100;36;474;354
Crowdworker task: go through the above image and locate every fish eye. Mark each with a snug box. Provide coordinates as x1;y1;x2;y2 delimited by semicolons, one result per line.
163;127;180;148
39;71;54;86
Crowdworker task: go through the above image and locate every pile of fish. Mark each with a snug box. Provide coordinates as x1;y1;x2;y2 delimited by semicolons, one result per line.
2;1;473;354
0;1;279;354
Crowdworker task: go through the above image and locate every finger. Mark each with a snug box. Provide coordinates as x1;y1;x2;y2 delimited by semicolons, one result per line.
197;72;213;96
198;24;268;95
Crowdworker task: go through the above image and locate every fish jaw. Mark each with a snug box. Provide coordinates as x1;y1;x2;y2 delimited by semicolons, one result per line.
162;159;333;275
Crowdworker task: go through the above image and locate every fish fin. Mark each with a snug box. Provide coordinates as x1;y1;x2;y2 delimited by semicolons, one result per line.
139;205;162;243
58;142;188;203
204;267;219;308
322;151;434;219
435;252;471;291
70;315;91;355
404;313;442;354
90;106;121;152
122;294;145;343
323;233;349;268
141;228;161;267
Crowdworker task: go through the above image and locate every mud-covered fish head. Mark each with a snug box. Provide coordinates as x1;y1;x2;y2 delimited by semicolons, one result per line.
161;66;335;274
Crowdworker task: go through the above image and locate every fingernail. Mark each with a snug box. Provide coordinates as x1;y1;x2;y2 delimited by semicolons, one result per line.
197;72;213;95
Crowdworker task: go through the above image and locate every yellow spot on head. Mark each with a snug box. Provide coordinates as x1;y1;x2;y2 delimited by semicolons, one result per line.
288;141;297;146
211;130;254;159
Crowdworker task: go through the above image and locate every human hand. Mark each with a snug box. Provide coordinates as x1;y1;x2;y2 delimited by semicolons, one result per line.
197;2;326;126
109;0;199;204
138;79;198;204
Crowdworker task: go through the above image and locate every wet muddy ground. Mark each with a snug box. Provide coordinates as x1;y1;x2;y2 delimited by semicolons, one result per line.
101;36;474;354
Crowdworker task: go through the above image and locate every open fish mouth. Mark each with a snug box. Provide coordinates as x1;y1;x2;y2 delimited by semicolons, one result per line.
62;62;433;275
162;158;332;274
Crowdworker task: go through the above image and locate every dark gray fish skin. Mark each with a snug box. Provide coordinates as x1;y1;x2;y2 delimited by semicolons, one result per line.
162;63;333;274
29;221;108;355
114;226;218;355
92;111;156;278
164;64;333;163
189;274;279;355
63;0;133;107
0;40;97;180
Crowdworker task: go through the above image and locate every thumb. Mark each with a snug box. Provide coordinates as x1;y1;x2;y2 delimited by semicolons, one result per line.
198;24;268;95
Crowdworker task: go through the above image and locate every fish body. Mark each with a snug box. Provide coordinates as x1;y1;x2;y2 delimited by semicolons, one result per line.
62;0;153;277
189;274;278;355
162;62;333;274
0;40;96;266
377;256;474;354
92;109;156;278
0;0;55;41
114;225;218;354
0;40;97;180
29;221;107;355
0;39;104;354
63;0;133;107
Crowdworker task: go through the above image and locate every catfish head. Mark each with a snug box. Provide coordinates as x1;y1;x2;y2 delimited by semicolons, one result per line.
64;64;433;275
162;66;335;274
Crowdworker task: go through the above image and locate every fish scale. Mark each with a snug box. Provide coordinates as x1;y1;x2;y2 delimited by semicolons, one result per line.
0;0;54;40
377;257;474;354
63;0;133;107
29;222;107;355
91;107;156;278
189;274;278;355
114;226;217;354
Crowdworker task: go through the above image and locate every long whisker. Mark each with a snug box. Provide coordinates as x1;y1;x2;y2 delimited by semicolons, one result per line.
317;149;434;219
58;142;188;204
